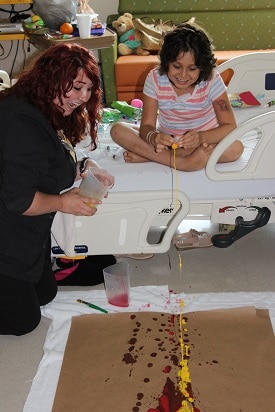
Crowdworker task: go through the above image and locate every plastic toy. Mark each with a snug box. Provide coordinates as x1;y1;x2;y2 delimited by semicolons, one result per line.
111;101;141;118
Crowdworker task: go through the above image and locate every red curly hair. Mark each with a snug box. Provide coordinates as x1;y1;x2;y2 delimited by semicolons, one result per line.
0;42;102;146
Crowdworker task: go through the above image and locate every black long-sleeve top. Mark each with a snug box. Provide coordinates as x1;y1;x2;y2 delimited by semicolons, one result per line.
0;95;76;282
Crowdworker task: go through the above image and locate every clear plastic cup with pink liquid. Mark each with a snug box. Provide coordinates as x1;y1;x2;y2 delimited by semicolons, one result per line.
103;262;130;307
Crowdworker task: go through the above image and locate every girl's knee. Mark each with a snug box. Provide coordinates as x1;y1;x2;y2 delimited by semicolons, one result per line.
222;140;244;162
110;123;123;141
231;140;244;161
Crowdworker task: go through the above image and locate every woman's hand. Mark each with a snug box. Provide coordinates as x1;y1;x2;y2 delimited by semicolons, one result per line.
60;187;101;216
80;160;114;187
81;167;115;188
99;170;115;188
23;188;103;217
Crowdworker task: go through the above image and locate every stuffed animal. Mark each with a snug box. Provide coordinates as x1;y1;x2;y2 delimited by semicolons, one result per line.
112;13;149;56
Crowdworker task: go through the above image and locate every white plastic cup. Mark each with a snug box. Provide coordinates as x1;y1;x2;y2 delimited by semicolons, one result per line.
103;262;131;307
76;13;92;38
79;167;112;207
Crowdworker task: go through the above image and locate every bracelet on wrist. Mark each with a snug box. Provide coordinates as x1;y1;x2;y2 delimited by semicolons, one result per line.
146;130;159;146
79;157;89;174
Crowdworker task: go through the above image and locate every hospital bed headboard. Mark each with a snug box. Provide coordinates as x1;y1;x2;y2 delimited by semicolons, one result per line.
218;52;275;98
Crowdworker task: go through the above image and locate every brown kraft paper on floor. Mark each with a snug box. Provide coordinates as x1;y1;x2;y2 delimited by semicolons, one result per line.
52;307;275;412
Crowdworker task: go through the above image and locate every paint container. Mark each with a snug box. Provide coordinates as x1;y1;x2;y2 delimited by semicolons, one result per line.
103;262;131;307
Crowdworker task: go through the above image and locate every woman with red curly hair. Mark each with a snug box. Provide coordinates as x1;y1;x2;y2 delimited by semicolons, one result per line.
0;43;114;335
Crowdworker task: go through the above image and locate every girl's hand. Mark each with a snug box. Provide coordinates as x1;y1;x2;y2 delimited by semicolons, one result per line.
153;132;174;153
176;130;201;149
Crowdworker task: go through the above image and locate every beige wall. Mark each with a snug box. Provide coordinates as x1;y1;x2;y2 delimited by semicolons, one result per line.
91;0;118;23
0;1;118;78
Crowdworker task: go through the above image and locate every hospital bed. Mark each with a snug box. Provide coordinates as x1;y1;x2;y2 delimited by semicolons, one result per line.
51;52;275;256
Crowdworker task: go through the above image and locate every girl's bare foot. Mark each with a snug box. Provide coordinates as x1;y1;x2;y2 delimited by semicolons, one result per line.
124;151;150;163
177;144;214;171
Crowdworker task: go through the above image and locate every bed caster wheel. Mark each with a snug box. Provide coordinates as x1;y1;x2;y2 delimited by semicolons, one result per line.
211;207;271;248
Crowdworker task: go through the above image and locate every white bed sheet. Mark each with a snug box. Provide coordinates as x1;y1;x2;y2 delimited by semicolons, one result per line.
23;286;275;412
97;147;274;202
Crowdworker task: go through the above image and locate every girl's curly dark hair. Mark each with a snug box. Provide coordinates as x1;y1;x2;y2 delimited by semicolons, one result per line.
0;43;102;146
159;21;217;83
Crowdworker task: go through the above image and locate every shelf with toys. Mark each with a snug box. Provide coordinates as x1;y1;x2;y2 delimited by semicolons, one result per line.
0;0;115;50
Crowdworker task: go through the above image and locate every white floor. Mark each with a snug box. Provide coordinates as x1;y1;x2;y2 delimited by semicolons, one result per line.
1;220;275;412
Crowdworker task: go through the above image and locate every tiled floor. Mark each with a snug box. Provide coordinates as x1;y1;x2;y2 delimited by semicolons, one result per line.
128;219;275;294
1;220;275;411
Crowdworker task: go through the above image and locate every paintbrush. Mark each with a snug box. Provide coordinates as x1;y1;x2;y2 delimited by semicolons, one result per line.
77;299;108;314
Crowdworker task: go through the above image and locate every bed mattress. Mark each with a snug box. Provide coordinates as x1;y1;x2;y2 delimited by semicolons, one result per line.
94;104;275;202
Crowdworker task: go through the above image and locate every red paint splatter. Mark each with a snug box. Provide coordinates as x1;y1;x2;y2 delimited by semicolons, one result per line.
143;303;151;308
147;378;200;412
163;365;171;373
122;353;136;365
147;377;183;412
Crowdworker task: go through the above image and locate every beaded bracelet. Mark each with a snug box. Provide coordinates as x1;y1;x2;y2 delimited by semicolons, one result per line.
146;130;159;147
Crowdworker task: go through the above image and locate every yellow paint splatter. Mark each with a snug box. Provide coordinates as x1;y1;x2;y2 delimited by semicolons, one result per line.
177;299;195;412
178;253;182;269
172;145;179;206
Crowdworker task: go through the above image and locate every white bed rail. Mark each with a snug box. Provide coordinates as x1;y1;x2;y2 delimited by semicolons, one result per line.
206;111;275;181
52;190;190;256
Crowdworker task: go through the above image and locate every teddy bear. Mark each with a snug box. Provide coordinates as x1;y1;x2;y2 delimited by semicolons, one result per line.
112;13;150;56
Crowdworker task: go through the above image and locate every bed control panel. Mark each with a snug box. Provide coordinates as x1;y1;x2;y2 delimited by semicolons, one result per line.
211;197;275;224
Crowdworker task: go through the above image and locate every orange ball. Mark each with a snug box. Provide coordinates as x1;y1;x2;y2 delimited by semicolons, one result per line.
59;22;74;34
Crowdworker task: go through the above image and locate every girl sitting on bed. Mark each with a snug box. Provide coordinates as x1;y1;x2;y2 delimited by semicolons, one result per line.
110;21;244;171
